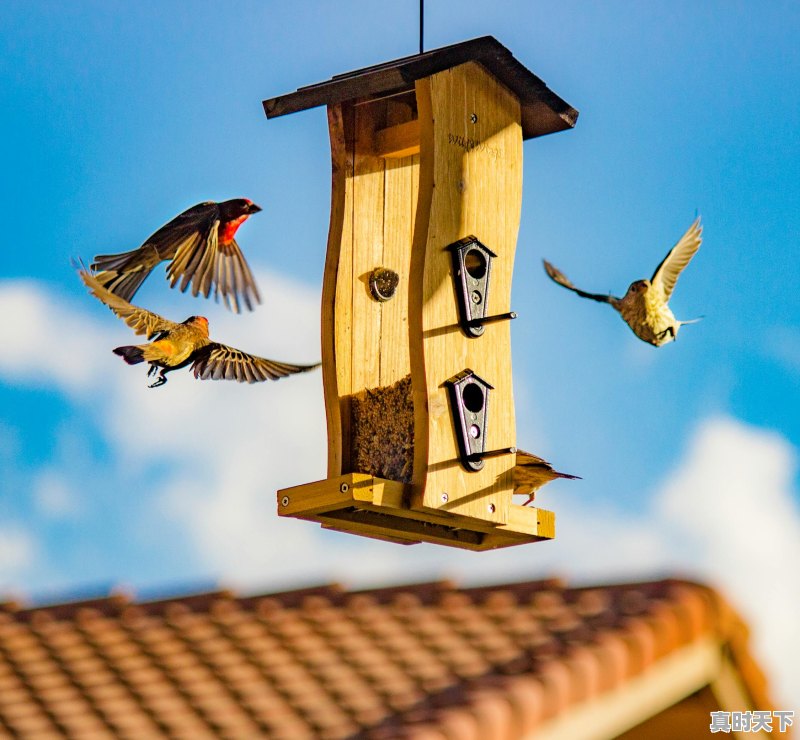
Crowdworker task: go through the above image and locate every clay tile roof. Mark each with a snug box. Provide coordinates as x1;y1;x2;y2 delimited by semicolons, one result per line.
0;577;775;739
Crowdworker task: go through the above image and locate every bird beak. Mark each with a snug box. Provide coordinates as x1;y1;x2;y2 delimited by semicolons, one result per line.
248;203;262;214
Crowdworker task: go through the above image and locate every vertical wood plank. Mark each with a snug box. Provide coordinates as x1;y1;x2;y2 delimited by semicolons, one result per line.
322;104;351;477
380;155;413;386
410;62;523;523
349;105;385;401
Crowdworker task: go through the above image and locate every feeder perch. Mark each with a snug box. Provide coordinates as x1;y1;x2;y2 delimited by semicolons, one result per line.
265;36;577;549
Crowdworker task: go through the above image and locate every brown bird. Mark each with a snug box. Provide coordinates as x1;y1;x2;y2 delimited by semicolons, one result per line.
543;218;703;346
513;450;580;506
78;269;319;388
91;199;262;313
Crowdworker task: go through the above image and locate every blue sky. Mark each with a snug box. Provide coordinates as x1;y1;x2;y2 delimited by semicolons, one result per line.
1;1;799;705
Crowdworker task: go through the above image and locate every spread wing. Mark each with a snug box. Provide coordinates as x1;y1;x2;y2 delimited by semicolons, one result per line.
191;343;320;383
78;268;179;339
91;202;218;302
543;260;617;304
650;217;702;301
167;225;261;315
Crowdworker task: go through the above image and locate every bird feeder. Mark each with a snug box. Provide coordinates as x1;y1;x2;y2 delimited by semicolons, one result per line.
265;37;577;549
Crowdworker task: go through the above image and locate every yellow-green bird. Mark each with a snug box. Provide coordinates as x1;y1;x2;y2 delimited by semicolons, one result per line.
513;450;580;506
78;269;319;388
543;218;703;346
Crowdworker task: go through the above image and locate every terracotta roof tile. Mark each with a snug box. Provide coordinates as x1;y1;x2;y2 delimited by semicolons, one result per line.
0;578;774;738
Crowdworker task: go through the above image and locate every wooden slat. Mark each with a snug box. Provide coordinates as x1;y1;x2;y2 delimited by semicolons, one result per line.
320;522;419;546
349;106;385;399
409;62;523;524
500;504;556;539
322;104;352;478
374;120;421;158
379;156;414;387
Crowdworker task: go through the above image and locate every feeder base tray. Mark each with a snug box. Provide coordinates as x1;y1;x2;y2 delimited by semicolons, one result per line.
277;473;554;550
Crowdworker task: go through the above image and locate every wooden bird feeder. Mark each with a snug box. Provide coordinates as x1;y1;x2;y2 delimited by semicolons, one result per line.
265;37;578;550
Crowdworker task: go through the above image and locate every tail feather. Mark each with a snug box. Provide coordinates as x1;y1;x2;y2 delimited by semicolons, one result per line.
113;346;145;365
93;266;154;302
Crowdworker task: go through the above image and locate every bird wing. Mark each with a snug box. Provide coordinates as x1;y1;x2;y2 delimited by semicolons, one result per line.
514;449;581;487
191;343;320;383
650;218;702;301
543;260;617;304
167;224;262;314
516;450;548;467
78;268;180;339
92;202;216;274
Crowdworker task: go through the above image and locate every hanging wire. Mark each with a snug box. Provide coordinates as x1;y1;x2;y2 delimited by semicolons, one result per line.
419;0;424;54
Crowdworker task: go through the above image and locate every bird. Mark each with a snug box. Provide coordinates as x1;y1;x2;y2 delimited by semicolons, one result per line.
543;218;703;346
77;268;319;388
513;450;580;506
91;199;263;313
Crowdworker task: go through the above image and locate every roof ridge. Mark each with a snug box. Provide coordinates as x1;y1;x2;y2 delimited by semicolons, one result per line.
14;592;132;622
237;583;345;610
347;579;456;604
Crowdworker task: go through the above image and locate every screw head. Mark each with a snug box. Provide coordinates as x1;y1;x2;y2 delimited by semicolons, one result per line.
488;503;496;514
340;482;349;493
470;113;478;123
441;493;449;503
281;496;290;507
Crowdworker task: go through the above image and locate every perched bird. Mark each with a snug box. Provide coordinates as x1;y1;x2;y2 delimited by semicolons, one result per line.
78;269;319;388
513;450;580;506
543;218;703;346
91;199;263;313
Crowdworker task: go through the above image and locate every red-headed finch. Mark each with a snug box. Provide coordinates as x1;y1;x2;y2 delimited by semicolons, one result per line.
91;199;262;313
543;218;703;346
78;268;319;388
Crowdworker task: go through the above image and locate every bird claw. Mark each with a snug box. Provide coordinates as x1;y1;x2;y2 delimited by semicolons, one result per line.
657;326;676;342
146;366;167;388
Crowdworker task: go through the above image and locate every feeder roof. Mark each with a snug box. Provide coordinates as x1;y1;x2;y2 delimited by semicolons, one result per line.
264;36;578;140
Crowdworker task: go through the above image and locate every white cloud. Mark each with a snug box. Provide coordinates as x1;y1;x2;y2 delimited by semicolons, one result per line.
33;469;79;518
0;280;115;393
1;276;797;707
655;417;800;708
764;326;800;371
0;526;37;589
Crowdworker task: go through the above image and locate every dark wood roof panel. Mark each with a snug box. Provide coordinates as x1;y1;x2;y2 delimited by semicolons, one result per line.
264;36;578;140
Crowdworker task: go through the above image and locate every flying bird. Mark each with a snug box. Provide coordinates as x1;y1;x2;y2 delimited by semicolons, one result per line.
91;199;263;313
513;450;580;506
78;269;319;388
543;218;703;346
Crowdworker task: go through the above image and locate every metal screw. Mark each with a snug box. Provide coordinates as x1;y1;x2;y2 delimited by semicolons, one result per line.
488;503;496;514
441;493;449;503
470;113;478;123
281;496;289;507
340;482;349;493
